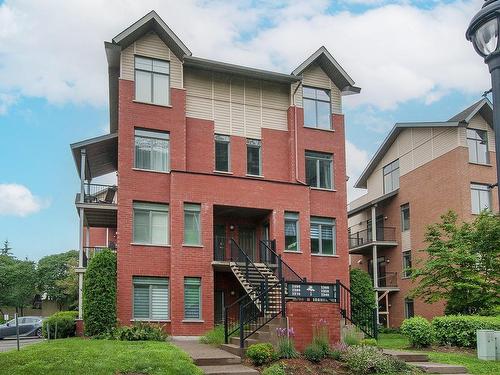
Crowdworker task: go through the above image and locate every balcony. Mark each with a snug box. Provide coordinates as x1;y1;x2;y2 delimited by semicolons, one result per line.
75;183;118;228
82;246;116;268
376;272;398;289
348;227;397;254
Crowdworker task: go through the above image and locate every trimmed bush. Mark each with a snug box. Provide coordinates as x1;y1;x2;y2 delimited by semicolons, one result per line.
42;311;78;339
246;343;275;366
200;325;225;346
303;343;325;363
400;316;434;348
343;345;412;375
262;363;286;375
360;338;377;346
432;315;500;347
350;269;376;327
83;249;116;336
109;322;168;341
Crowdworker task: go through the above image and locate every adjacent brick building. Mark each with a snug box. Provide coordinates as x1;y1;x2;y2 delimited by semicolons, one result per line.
71;11;361;337
348;98;498;328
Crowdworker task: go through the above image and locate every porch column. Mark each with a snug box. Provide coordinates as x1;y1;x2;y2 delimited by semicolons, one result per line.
78;148;86;320
371;205;379;325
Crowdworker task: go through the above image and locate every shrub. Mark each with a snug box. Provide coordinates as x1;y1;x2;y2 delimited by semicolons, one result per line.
312;318;331;356
83;249;116;336
360;338;377;346
400;316;434;348
0;316;5;324
42;311;78;339
329;342;348;360
303;343;325;363
379;326;400;334
108;322;168;341
200;325;225;346
350;269;376;327
343;345;412;374
343;331;361;346
262;363;286;375
276;327;298;359
246;343;275;366
432;315;500;347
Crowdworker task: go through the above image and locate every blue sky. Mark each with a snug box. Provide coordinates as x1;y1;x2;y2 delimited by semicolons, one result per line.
0;0;490;260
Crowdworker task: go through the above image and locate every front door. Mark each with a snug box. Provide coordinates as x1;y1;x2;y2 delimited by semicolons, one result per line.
239;227;256;261
214;224;226;261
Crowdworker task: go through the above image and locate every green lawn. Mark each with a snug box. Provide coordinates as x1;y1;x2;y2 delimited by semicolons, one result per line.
0;338;202;375
377;333;500;375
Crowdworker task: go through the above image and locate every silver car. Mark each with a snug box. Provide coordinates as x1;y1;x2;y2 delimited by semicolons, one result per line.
0;316;43;339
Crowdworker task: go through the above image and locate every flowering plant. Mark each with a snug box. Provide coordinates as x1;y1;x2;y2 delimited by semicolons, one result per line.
312;318;330;355
275;327;298;359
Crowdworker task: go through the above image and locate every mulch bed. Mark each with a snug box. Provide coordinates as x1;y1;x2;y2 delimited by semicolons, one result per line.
245;357;350;375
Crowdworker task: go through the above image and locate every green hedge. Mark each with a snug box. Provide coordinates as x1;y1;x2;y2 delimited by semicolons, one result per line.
42;311;78;339
401;316;434;348
349;269;376;328
432;315;500;347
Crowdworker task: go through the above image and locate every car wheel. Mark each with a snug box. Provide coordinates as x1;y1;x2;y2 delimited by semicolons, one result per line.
36;328;42;338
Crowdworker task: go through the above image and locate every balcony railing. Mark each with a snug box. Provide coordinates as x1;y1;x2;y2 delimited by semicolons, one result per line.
82;246;116;267
81;183;117;204
377;271;398;288
348;227;396;249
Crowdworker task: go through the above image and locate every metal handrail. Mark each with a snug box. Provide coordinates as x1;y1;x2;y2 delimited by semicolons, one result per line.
83;183;117;204
230;239;268;281
348;226;397;249
259;240;304;282
378;271;398;288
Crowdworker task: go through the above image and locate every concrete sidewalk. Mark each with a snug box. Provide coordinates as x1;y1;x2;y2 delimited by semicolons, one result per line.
0;338;44;352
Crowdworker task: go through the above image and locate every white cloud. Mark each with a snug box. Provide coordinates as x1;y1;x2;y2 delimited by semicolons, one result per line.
346;140;370;202
0;0;489;113
0;184;49;217
0;93;17;114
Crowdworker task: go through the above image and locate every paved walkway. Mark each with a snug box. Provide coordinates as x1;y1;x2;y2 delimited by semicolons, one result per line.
0;338;44;352
383;349;469;374
172;338;258;375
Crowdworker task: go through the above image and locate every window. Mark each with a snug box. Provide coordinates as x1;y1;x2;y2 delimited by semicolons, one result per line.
401;204;410;232
133;202;169;245
135;56;170;105
247;139;262;176
303;86;331;129
134;129;169;172
383;160;399;193
215;134;230;172
467;128;489;164
305;151;333;189
471;183;492;214
184;203;201;245
284;212;299;251
133;277;169;320
402;251;412;278
404;298;415;319
310;217;336;255
184;278;201;320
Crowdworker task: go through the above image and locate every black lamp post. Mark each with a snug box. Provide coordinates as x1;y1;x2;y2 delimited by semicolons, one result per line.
467;0;500;207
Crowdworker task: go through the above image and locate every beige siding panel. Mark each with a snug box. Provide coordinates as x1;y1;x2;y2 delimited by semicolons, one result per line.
170;56;183;89
121;45;134;81
214;73;231;101
399;153;413;176
348;211;368;233
458;127;467;147
401;230;411;252
331;84;342;114
412;128;432;147
231;77;245;105
262;82;289;110
231;102;245;136
413;128;433;168
398;129;412;154
135;33;170;60
292;81;303;107
262;107;287;131
433;127;458;158
186;96;212;120
185;68;212;98
381;142;398;168
214;101;231;134
303;64;330;89
366;169;384;200
245;79;261;106
245;105;262;139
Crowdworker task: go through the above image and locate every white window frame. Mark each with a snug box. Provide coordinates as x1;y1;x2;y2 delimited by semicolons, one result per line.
133;202;169;245
401;203;410;232
402;251;412;279
246;139;262;176
305;151;333;190
383;159;400;194
470;183;492;214
303;86;332;129
132;277;169;321
404;298;415;319
214;134;231;172
134;56;170;105
467;128;489;164
134;129;170;172
310;217;336;255
284;212;300;252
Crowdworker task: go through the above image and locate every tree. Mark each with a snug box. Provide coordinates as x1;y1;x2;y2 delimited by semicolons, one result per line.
411;210;500;315
0;257;37;313
37;250;78;310
350;268;376;326
1;240;12;256
83;249;116;336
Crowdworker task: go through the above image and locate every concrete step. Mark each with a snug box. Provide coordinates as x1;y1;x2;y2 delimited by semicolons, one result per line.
220;343;246;357
199;364;259;375
410;362;468;374
230;336;258;347
383;349;429;362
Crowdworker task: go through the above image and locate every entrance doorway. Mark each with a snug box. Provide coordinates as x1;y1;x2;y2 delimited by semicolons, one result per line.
239;227;256;261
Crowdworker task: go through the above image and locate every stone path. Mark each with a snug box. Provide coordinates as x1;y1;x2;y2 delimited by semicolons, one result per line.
172;338;258;375
383;349;469;374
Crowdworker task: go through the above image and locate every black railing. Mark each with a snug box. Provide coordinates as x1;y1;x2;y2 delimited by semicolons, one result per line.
82;183;117;204
259;240;305;283
378;272;398;288
348;227;396;249
337;280;378;339
214;236;229;261
82;246;115;267
230;239;269;291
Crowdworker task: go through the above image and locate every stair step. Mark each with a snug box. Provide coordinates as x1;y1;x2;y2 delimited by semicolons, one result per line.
199;364;259;375
220;343;246;357
193;356;242;366
230;336;259;347
383;350;429;362
410;362;468;374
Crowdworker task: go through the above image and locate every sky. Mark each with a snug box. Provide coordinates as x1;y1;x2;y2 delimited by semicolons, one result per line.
0;0;491;260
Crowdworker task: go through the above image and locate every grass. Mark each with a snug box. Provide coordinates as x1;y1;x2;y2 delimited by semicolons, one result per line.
200;324;225;346
377;333;500;375
0;338;203;375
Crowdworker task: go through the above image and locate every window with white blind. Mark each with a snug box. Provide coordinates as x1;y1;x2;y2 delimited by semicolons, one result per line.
133;202;169;245
184;278;201;320
467;128;489;164
184;203;201;245
310;217;336;255
471;183;492;214
134;129;169;172
284;212;299;251
133;277;169;320
135;56;170;105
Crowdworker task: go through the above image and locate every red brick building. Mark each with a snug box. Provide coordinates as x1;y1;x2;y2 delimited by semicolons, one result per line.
348;99;498;328
71;11;361;339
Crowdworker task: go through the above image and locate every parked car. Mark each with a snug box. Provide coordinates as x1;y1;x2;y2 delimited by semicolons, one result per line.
0;316;43;339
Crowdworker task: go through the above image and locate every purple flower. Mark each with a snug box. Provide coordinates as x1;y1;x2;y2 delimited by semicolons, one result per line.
288;327;295;337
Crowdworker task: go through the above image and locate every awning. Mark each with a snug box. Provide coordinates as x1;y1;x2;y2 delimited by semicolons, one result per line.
70;133;118;180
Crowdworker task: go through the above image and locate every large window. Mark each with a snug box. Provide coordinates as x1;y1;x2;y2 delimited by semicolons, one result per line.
247;139;262;176
310;217;336;255
215;134;230;172
402;251;412;278
184;203;201;245
284;212;299;252
135;56;170;105
401;204;410;232
303;86;331;129
471;183;491;214
467;128;489;164
133;277;169;320
133;202;169;245
305;151;333;189
404;298;415;319
134;129;169;172
383;159;400;193
184;277;201;320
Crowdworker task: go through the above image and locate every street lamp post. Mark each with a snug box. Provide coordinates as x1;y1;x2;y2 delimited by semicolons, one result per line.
467;0;500;207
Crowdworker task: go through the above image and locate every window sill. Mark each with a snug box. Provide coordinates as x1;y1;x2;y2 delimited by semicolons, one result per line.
246;174;264;179
182;319;204;323
131;319;171;323
130;243;171;248
468;162;492;167
304;126;335;132
311;254;339;258
213;170;233;175
284;250;302;254
133;100;172;108
133;168;170;174
401;276;411;280
311;187;336;192
182;244;204;248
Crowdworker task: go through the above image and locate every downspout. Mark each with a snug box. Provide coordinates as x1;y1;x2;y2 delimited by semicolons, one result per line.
291;81;305;184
